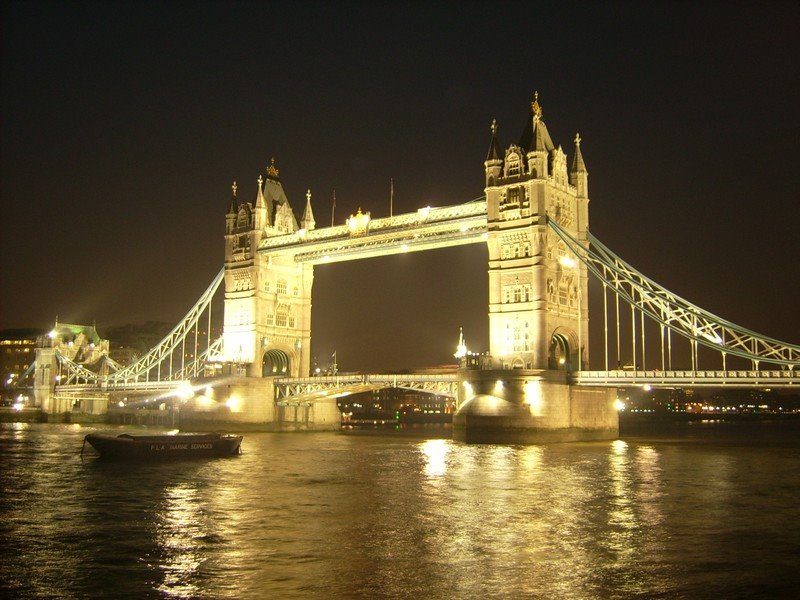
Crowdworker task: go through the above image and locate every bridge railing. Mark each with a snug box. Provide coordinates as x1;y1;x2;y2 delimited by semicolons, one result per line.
573;370;799;387
274;373;459;401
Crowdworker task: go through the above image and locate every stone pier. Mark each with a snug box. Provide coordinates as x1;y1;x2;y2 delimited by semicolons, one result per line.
453;369;618;444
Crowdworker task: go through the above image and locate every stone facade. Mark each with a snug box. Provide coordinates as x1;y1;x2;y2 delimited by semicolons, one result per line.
484;93;589;371
223;162;315;378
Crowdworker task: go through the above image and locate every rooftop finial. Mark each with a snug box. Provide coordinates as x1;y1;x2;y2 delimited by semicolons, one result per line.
575;133;581;146
266;157;280;179
306;189;312;203
490;118;498;135
258;174;263;187
232;181;237;197
531;91;543;118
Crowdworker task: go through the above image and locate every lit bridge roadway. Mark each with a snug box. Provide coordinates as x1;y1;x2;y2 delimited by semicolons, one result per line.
272;368;799;409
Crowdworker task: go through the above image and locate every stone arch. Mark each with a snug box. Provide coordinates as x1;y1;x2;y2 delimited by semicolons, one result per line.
549;328;577;370
262;348;292;376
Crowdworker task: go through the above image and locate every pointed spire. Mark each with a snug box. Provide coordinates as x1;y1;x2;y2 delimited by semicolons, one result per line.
486;119;501;162
227;180;238;214
533;119;547;152
454;327;468;359
301;188;316;230
571;133;587;173
255;174;266;208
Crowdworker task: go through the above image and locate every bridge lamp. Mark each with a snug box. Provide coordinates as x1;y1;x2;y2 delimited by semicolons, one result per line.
494;380;504;394
225;395;242;412
176;383;195;401
559;256;577;269
614;398;626;411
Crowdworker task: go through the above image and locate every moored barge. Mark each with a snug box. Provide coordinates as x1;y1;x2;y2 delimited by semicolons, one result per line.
82;432;243;459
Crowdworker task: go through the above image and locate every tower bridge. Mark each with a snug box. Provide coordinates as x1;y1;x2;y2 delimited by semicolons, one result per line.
26;93;799;442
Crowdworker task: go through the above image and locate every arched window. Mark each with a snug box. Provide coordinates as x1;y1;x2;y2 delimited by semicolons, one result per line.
506;153;521;177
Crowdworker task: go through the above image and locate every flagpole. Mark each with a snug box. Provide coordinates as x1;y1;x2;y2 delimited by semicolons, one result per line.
390;178;394;219
331;189;336;227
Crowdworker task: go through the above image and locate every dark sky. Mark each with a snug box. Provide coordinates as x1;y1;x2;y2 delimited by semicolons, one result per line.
2;1;798;372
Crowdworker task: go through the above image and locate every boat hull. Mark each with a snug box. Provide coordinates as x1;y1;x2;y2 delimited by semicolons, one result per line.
84;432;243;459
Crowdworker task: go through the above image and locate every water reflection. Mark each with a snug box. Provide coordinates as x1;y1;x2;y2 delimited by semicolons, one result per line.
3;425;800;599
154;483;203;598
420;439;449;478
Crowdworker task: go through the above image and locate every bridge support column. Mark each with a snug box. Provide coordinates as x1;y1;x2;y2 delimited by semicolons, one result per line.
453;369;618;444
33;347;57;413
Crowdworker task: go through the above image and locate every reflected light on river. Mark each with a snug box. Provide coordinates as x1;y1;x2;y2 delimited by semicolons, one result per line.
3;424;800;599
420;439;449;478
154;483;203;599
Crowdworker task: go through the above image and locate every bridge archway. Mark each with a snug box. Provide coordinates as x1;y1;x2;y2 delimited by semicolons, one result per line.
262;349;292;376
549;329;576;370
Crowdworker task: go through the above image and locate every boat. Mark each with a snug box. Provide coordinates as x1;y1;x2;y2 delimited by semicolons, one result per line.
82;432;243;459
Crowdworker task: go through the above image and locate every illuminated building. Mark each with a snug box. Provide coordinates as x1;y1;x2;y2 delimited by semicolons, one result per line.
223;161;314;377
0;329;43;404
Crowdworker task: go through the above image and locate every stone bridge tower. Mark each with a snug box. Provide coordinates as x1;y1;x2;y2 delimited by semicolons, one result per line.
485;93;589;371
223;160;315;377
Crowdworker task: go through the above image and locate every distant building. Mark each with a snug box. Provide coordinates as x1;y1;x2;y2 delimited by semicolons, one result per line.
339;386;454;424
0;328;44;404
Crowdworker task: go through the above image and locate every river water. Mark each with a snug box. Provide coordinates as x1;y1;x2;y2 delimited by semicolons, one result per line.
2;421;799;599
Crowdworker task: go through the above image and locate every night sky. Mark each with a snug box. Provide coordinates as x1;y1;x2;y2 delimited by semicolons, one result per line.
2;1;798;372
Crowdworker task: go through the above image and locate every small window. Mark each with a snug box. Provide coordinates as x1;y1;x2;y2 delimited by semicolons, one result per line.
277;279;287;294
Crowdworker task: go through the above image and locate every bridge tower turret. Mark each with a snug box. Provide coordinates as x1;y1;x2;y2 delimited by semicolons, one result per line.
223;159;314;378
456;92;615;444
485;92;589;371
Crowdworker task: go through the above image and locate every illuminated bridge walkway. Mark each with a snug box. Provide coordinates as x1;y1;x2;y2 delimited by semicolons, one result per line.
39;199;799;409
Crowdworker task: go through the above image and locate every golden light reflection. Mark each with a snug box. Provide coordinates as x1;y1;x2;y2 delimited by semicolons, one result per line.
155;483;203;599
634;446;665;527
421;439;450;478
607;439;642;569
